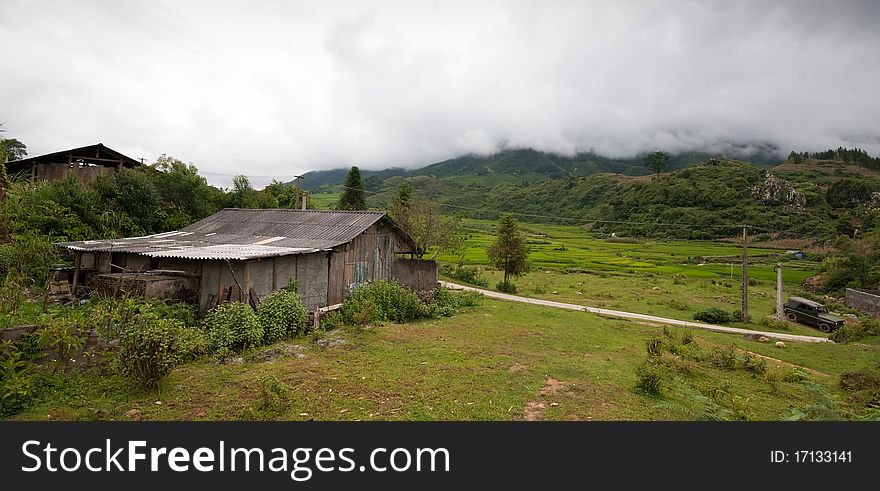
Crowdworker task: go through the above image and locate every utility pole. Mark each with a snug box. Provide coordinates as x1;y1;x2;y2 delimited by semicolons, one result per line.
741;225;749;323
776;263;783;321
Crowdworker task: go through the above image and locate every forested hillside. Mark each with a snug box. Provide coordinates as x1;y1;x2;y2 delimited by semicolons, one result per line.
299;148;782;191
360;153;880;240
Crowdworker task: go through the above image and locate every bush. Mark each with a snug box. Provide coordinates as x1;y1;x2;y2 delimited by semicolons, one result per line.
340;280;425;326
635;361;664;396
709;344;739;371
118;317;184;388
693;307;740;324
440;264;489;288
830;318;880;343
204;302;264;355
646;337;663;358
0;341;36;417
496;281;518;294
742;353;768;377
257;289;308;343
37;316;86;373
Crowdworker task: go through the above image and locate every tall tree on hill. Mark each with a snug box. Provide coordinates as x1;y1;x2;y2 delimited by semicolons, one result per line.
339;166;366;210
487;214;529;293
644;151;670;179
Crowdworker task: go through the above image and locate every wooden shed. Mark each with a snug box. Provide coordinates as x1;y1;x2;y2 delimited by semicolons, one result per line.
5;143;140;183
57;209;434;313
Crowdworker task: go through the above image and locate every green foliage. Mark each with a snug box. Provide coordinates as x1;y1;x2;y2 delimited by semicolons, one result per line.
239;376;291;420
829;318;880;343
693;307;741;324
0;340;35;417
440;264;489;287
495;281;518;294
257;289;309;343
826;178;875;209
118;317;185;388
389;195;463;259
644;150;671;178
784;372;842;421
487;215;529;289
823;234;880;290
36;316;86;373
646;337;663;358
709;344;739;371
204;302;264;355
338;166;366;210
635;361;665;396
654;381;736;421
340;280;425;325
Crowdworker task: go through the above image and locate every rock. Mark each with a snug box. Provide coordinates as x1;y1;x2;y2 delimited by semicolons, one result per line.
752;173;806;213
758;336;770;343
316;339;329;348
232;357;243;364
124;409;142;421
775;341;786;348
551;291;559;295
296;353;306;359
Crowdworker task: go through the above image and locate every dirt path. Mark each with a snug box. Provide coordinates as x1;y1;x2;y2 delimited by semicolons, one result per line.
442;281;831;344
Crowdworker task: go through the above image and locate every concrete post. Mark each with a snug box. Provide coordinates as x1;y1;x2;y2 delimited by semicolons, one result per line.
776;263;783;321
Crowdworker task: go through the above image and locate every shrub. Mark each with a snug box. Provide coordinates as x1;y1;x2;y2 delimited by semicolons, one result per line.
204;302;264;355
118;317;184;388
742;353;768;377
0;341;35;417
257;289;309;343
440;264;489;288
635;361;664;396
496;281;518;294
681;331;695;345
830;318;880;343
693;307;739;324
176;326;209;362
37;316;86;373
646;337;663;358
709;344;739;371
340;280;425;326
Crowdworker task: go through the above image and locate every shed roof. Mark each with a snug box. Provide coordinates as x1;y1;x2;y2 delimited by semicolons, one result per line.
56;208;405;261
5;143;141;174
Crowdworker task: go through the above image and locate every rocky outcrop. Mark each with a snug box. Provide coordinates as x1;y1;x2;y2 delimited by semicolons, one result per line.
752;173;806;213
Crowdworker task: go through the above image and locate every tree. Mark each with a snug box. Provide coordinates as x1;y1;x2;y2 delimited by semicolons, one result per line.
644;151;670;179
389;195;461;259
338;166;366;210
0;138;27;162
825;235;880;290
392;181;412;209
487;214;529;292
826;179;874;209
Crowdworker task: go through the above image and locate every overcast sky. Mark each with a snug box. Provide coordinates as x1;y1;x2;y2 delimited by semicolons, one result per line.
1;0;879;187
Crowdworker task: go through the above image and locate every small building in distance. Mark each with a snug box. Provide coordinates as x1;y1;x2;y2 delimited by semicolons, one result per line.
57;208;437;313
5;143;140;183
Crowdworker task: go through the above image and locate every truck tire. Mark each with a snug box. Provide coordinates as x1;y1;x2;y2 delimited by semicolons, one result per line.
818;323;831;333
786;312;798;322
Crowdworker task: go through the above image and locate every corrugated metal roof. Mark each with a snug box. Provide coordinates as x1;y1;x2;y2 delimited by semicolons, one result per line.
57;208;391;260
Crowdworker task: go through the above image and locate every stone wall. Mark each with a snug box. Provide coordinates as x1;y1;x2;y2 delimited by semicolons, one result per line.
845;288;880;318
392;258;439;295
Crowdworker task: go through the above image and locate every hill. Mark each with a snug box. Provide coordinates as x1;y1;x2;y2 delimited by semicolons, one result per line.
299;148;783;191
354;155;880;240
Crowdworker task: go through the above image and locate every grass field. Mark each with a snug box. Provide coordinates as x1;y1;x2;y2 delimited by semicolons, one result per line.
308;192;341;209
436;219;828;336
13;298;878;421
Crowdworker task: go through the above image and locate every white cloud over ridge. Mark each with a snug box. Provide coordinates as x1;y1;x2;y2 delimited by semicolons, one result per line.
1;0;879;186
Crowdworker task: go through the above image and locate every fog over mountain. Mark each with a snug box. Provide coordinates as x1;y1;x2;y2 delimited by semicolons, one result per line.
1;0;879;187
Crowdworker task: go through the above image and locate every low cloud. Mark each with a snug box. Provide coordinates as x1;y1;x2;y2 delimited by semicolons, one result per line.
1;0;879;186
